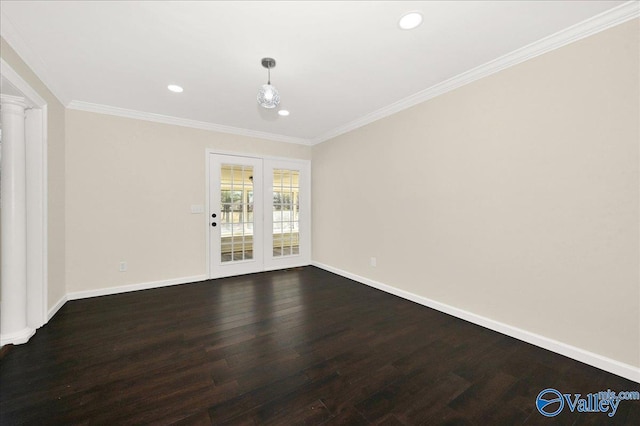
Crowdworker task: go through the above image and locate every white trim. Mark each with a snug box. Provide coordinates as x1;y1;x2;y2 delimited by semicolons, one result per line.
46;275;209;320
25;106;47;328
66;274;209;301
205;149;213;278
0;15;68;104
57;0;640;150
264;263;310;272
205;149;312;279
0;59;46;107
204;147;310;163
67;101;312;146
39;104;48;323
310;1;640;144
47;295;67;322
2;3;637;147
311;261;640;383
0;93;26;106
0;326;36;346
0;59;49;333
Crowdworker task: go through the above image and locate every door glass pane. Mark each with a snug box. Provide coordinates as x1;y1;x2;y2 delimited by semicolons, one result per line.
272;169;299;257
220;164;254;262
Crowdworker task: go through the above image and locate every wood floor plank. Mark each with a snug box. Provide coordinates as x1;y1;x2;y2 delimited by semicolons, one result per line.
1;267;638;425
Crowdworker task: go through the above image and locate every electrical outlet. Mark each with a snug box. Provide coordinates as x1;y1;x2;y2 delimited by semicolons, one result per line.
119;261;127;272
370;257;377;267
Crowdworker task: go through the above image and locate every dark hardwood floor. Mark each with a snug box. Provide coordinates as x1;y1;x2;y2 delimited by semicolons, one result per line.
1;266;638;425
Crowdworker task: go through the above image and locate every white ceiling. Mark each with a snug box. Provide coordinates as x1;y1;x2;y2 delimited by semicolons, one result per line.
0;1;634;144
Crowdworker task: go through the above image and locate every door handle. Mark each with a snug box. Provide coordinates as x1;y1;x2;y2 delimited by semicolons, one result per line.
211;222;217;227
212;213;217;218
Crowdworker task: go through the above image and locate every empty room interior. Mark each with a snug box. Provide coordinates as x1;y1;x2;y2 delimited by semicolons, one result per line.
0;1;639;424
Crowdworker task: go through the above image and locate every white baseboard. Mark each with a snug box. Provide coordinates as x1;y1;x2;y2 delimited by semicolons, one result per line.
0;326;36;346
264;262;311;272
311;261;640;383
66;274;209;301
47;295;67;321
40;275;206;330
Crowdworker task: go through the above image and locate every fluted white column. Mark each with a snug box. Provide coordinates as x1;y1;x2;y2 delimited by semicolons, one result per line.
1;94;33;345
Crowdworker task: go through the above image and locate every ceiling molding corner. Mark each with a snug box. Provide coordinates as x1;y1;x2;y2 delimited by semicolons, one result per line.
0;10;70;105
1;58;47;107
310;1;640;145
67;101;313;146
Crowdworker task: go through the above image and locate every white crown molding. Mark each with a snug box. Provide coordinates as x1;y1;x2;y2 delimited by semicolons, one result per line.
0;11;69;105
1;58;46;107
311;1;640;145
3;2;637;148
311;261;640;383
67;100;312;146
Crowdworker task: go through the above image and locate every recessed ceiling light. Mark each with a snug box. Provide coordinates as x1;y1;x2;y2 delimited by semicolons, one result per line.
398;12;423;30
167;84;183;93
278;110;290;117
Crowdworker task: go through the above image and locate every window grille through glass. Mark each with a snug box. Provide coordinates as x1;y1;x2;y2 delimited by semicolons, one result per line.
220;164;254;262
272;169;299;257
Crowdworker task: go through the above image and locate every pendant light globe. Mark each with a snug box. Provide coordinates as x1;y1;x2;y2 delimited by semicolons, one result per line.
257;83;280;109
257;57;281;109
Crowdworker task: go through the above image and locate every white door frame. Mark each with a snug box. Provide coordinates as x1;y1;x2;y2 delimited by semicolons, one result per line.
0;59;48;334
205;149;311;279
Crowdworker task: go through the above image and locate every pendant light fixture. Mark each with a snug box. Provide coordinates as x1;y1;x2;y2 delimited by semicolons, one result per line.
257;57;280;109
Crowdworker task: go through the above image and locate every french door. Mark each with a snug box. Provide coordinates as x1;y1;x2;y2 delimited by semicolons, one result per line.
208;153;310;279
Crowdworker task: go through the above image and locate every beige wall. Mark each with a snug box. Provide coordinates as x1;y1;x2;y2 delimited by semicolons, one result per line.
312;19;640;367
2;17;638;370
1;37;67;311
65;110;310;293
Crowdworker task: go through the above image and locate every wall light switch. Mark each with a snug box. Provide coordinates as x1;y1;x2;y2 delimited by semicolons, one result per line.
370;257;377;267
190;204;204;214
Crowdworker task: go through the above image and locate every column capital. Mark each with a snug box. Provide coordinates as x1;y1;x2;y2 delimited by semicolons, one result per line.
0;94;27;109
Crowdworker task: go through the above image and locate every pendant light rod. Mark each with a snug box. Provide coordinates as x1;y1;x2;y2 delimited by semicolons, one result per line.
261;57;276;84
